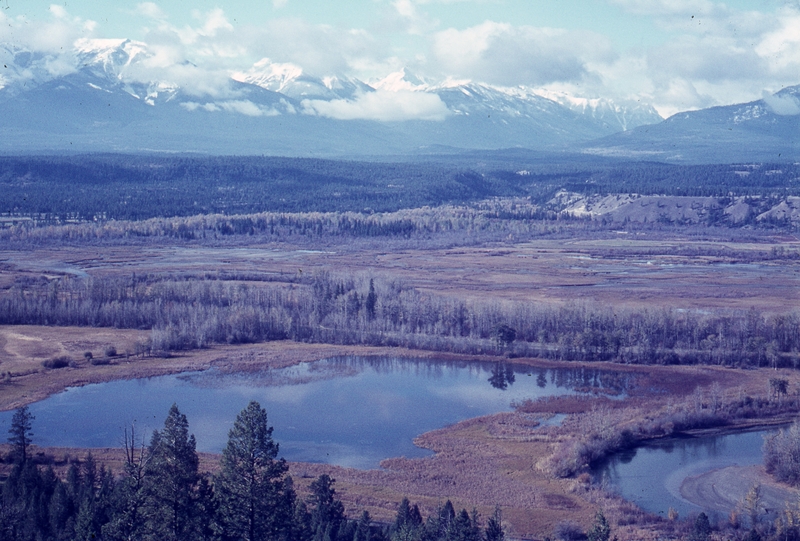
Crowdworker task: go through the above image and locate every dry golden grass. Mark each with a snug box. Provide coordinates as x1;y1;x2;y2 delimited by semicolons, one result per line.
3;233;800;314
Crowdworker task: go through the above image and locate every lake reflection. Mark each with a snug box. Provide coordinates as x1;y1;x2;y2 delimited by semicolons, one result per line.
593;429;775;517
1;357;630;469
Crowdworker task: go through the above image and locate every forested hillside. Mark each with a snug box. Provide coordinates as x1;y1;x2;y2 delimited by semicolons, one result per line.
2;155;800;222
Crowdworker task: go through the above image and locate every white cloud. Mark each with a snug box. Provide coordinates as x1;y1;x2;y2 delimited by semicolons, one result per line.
136;2;168;21
0;7;99;84
239;18;383;77
756;9;800;73
591;1;800;114
301;89;450;121
391;0;439;35
763;90;800;115
431;21;614;86
647;35;768;84
0;7;96;54
180;99;280;116
126;60;239;98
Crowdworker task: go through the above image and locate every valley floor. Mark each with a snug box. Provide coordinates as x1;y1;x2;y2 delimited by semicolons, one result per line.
3;221;800;539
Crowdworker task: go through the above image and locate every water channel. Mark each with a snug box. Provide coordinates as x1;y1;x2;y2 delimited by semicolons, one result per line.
0;356;630;469
593;429;778;518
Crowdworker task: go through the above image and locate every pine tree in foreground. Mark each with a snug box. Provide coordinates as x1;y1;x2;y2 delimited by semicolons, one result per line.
215;400;294;541
141;403;203;541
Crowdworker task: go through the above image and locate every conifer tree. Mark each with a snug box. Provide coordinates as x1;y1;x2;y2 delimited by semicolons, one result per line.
424;501;456;541
354;510;374;541
102;424;150;541
8;405;34;464
215;400;293;541
484;507;505;541
690;512;712;541
391;498;422;541
142;403;202;541
365;279;377;320
307;474;345;541
587;511;611;541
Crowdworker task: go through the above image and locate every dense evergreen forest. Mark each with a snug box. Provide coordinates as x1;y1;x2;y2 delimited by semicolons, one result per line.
1;154;799;221
1;402;510;541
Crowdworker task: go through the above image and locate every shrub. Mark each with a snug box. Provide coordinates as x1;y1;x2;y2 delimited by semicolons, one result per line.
90;357;111;366
554;521;586;541
104;346;118;357
764;421;800;486
42;356;71;369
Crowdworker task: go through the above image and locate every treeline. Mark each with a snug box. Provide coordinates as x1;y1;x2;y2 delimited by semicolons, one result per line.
1;271;799;368
563;162;800;198
6;196;800;250
0;201;580;246
1;403;506;541
2;154;800;222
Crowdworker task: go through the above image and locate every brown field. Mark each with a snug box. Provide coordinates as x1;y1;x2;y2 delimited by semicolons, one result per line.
2;225;800;539
3;231;800;312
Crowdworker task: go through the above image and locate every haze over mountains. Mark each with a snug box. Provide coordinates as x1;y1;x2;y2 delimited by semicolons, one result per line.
0;38;797;162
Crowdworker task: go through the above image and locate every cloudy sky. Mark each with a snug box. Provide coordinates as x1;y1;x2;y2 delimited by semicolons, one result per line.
4;0;800;116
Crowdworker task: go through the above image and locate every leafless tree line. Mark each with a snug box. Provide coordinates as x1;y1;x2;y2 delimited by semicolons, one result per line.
2;272;799;367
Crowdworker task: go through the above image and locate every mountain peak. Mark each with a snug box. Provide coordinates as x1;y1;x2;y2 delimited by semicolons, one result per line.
74;38;150;75
371;69;430;92
232;58;304;94
232;58;369;100
531;88;663;130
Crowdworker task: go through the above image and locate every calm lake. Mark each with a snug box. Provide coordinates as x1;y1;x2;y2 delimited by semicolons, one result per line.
593;429;776;517
0;356;629;469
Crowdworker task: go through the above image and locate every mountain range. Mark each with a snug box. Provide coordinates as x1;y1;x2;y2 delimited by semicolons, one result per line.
0;38;797;162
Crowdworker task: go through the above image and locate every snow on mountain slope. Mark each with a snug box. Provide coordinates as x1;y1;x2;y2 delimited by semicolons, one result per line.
0;40;661;134
373;69;662;133
532;89;663;131
72;38;181;106
232;58;371;101
74;38;149;76
584;85;800;163
371;69;432;93
13;39;791;157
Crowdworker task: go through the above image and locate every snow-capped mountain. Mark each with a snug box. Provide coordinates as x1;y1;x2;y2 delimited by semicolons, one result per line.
584;85;800;163
233;59;372;101
74;38;149;78
530;89;662;132
0;38;791;161
371;69;662;134
71;38;183;107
